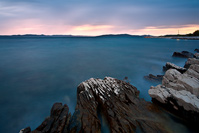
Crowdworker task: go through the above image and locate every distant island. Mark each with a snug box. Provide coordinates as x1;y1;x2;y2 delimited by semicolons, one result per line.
0;34;147;38
0;31;199;40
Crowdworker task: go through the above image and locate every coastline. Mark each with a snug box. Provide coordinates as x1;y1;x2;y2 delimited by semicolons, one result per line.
20;50;199;133
145;36;199;40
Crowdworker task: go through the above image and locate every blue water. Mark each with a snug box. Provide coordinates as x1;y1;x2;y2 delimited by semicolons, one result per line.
0;36;198;133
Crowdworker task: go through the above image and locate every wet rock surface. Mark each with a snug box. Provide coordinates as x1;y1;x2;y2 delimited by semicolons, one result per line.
172;51;194;58
19;127;31;133
184;58;199;68
163;62;187;73
74;77;169;133
144;74;163;82
32;103;71;133
21;77;170;133
195;53;199;59
149;58;199;124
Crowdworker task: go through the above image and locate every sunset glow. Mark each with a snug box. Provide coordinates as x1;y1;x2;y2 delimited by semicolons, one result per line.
0;1;198;36
129;24;199;36
1;23;199;36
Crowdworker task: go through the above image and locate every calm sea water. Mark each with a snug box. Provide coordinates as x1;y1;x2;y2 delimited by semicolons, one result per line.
0;36;198;133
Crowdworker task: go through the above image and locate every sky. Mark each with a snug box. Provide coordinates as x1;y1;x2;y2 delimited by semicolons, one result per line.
0;0;199;36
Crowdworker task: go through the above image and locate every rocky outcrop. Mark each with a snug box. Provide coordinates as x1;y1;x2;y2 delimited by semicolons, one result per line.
195;48;199;52
22;77;170;133
172;51;194;58
149;85;199;112
71;77;169;133
144;74;163;82
194;53;199;59
19;127;31;133
162;69;199;96
184;58;199;68
20;103;72;133
163;62;187;73
184;64;199;80
149;58;199;123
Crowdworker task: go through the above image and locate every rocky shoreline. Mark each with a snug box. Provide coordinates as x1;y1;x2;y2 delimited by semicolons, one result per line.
145;36;199;40
149;51;199;125
21;77;172;133
21;49;199;133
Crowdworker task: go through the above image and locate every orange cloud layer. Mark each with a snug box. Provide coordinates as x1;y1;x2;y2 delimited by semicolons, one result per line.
129;24;199;36
0;20;198;36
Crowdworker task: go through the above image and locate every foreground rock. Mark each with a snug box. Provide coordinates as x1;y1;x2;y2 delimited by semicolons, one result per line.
149;58;199;124
163;62;187;73
144;74;163;82
21;77;170;133
71;77;169;132
172;51;194;58
19;103;71;133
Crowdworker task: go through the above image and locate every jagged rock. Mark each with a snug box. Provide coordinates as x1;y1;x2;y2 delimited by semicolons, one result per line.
144;74;163;82
172;51;194;58
194;53;199;59
19;127;31;133
72;77;169;133
149;85;199;112
22;77;171;133
149;58;199;123
184;64;199;80
24;103;71;133
149;85;199;123
163;62;187;73
184;58;199;68
195;49;199;52
162;69;199;96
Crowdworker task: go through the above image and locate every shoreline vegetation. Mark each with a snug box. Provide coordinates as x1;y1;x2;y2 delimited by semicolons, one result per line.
146;30;199;40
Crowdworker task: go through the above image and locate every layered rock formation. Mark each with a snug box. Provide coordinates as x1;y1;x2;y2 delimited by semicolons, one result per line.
149;58;199;123
21;77;170;133
172;51;194;58
20;103;71;133
184;58;199;68
74;77;169;133
163;62;187;73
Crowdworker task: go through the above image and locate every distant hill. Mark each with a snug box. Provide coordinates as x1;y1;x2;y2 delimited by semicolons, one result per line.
0;34;147;38
96;34;146;38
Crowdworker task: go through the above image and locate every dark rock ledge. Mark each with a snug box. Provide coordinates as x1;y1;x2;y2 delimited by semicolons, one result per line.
20;77;170;133
163;62;187;73
144;74;163;82
172;51;194;58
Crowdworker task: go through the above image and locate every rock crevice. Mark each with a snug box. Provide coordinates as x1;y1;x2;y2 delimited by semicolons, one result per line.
21;77;170;133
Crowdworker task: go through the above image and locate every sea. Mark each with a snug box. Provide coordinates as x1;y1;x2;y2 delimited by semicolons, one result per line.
0;35;198;133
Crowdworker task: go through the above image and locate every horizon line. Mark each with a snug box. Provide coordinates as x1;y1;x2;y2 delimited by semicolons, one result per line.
0;33;190;37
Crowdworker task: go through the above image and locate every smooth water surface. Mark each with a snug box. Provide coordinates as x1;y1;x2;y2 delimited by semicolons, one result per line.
0;36;198;133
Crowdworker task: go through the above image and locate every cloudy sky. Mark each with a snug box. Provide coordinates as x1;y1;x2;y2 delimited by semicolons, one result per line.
0;0;199;35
